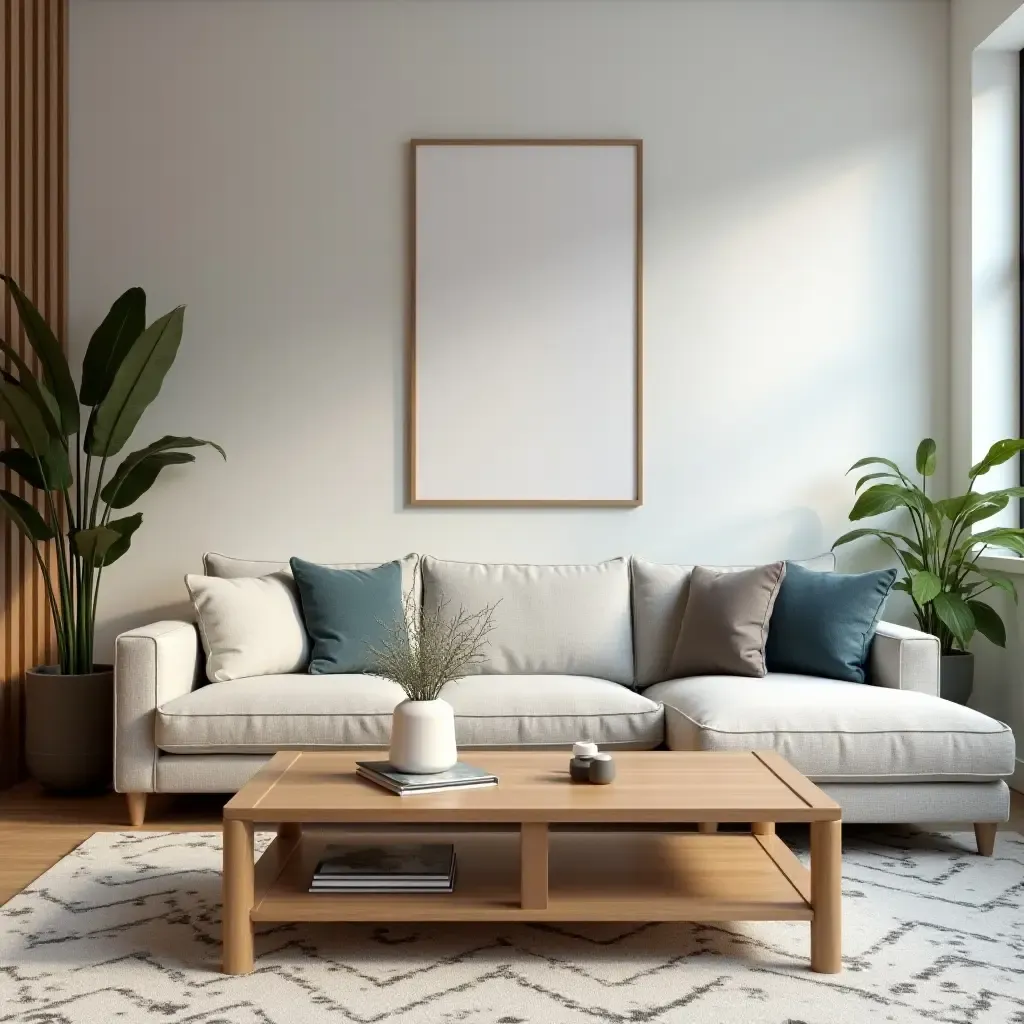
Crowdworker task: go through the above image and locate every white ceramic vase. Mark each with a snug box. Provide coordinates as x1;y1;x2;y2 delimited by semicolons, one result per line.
389;698;458;773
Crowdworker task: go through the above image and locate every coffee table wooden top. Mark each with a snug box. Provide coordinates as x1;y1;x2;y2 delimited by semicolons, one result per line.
225;749;840;825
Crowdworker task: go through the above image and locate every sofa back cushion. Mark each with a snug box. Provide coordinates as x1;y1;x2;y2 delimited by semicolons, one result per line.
631;553;835;686
421;557;633;684
203;551;421;607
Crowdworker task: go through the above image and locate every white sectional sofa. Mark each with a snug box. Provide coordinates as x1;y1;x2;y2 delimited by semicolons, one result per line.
114;553;1016;847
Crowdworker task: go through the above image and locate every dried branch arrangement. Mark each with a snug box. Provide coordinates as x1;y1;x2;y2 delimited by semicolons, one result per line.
368;593;498;702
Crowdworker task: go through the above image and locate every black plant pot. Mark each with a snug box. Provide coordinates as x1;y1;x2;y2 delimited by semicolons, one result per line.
940;652;974;705
25;665;113;792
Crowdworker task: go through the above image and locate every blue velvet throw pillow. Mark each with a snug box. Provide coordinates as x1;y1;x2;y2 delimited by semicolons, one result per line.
290;558;403;675
765;562;897;684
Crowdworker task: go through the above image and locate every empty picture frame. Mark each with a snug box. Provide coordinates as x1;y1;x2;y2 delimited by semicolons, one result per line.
408;139;643;507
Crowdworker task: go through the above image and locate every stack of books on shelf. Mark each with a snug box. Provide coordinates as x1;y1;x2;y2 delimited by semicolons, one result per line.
355;760;498;796
309;843;456;894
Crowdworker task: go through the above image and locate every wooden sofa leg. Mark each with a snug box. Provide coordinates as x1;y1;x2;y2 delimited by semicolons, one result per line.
126;793;147;828
697;822;718;834
974;822;997;856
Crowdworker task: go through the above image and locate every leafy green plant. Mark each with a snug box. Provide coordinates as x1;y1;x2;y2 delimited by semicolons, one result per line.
0;275;224;673
833;437;1024;654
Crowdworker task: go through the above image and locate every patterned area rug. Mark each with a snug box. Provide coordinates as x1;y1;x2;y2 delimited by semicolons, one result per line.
0;829;1021;1023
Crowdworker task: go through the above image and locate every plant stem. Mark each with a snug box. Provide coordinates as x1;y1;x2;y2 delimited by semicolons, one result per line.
88;454;108;528
77;454;95;670
33;453;75;671
75;435;81;528
28;537;65;668
81;454;92;528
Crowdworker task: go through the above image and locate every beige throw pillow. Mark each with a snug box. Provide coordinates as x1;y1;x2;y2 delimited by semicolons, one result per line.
671;562;787;678
185;572;310;682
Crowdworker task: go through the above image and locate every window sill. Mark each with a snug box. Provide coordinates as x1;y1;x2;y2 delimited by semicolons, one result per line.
975;551;1024;575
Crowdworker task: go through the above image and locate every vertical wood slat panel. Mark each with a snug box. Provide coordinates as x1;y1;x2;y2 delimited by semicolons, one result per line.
1;0;67;788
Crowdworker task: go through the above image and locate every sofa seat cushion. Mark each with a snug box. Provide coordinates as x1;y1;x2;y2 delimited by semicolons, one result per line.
645;674;1015;782
439;675;663;749
156;675;406;753
156;674;663;754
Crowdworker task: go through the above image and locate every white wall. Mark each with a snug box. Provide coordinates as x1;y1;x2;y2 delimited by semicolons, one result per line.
69;0;950;654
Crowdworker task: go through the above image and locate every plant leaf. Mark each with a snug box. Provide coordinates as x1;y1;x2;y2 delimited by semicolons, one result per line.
854;471;899;491
0;337;64;439
969;528;1024;557
0;275;79;434
901;548;924;572
846;456;907;479
0;447;46;489
102;512;143;566
849;483;927;521
71;525;121;566
85;307;185;456
832;526;916;549
935;495;967;521
915;438;937;477
892;578;912;594
100;434;225;508
910;570;942;604
0;377;53;456
0;440;71;491
931;592;975;650
943;491;1012;530
115;433;226;467
80;287;147;406
969;438;1024;478
100;451;194;508
967;599;1006;647
966;566;1019;604
0;488;55;541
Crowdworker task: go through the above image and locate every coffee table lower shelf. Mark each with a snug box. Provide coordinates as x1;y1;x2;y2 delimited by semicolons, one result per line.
250;830;810;924
225;828;841;974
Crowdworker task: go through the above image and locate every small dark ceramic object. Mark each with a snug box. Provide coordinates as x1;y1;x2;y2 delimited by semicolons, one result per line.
570;756;592;782
588;753;616;785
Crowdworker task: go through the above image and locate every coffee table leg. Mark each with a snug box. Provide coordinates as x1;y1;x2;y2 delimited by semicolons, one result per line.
810;819;842;974
277;822;301;843
223;819;255;975
520;822;549;910
752;822;775;836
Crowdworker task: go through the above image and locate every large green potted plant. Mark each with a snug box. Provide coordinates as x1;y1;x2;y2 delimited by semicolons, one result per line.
0;275;223;790
833;437;1024;704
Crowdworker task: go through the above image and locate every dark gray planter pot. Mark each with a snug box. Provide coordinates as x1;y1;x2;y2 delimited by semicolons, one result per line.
25;665;113;792
940;652;975;705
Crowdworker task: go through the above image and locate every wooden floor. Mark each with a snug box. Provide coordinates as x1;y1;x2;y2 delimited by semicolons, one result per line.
0;783;1021;907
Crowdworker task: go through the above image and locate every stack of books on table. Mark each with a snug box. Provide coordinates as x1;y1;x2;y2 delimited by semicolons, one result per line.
355;760;498;796
309;843;456;894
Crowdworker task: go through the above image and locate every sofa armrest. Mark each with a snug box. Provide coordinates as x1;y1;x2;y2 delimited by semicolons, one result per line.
114;621;200;793
869;621;940;697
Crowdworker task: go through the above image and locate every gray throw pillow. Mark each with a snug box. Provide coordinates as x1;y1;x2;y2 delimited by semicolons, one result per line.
671;562;787;678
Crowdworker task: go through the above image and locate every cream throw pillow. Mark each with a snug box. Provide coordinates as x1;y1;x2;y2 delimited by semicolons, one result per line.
185;572;310;682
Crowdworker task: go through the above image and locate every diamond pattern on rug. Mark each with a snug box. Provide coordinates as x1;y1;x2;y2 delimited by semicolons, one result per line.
0;829;1022;1023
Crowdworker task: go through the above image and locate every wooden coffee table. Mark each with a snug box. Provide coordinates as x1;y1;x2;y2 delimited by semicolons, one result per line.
221;749;842;976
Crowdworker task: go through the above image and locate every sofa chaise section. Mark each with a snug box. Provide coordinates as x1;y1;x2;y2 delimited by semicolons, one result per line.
645;623;1015;845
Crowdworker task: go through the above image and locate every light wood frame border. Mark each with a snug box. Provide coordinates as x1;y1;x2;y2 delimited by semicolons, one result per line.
406;138;643;508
